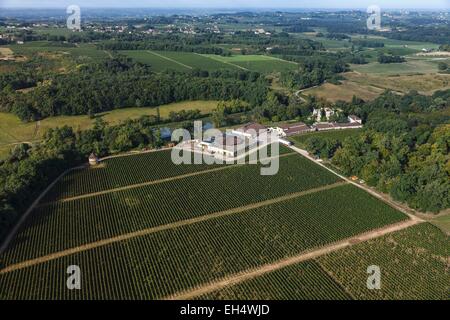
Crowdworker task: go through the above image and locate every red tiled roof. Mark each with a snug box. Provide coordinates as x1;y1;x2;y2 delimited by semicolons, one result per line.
239;122;267;132
314;123;335;129
278;122;307;130
333;122;362;128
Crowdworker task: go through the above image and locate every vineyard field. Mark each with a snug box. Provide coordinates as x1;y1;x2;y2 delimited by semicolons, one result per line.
316;223;450;300
120;50;190;72
42;149;220;202
198;261;351;300
43;146;293;202
0;184;407;299
2;153;342;263
155;51;240;71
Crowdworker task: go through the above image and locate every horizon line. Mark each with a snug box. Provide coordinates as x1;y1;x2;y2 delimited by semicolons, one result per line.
0;6;449;10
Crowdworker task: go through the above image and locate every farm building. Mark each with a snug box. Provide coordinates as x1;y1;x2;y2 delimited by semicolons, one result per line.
348;115;362;124
232;122;268;138
314;123;336;131
313;121;362;131
312;108;336;122
270;122;314;137
198;134;245;157
334;122;363;129
89;153;99;166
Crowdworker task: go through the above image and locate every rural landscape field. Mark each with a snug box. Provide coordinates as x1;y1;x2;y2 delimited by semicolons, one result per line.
0;1;449;306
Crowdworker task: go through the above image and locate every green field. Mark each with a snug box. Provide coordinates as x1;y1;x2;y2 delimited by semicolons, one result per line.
0;148;410;299
197;223;449;300
203;54;299;73
121;50;298;73
0;183;406;299
352;58;444;75
200;260;351;300
120;50;191;72
290;129;363;147
296;33;440;53
42;146;292;201
0;100;219;158
432;214;450;235
159;51;240;71
8;42;110;62
317;223;450;300
4;152;344;262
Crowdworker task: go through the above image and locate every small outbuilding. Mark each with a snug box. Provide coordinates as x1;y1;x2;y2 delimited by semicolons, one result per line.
89;153;99;166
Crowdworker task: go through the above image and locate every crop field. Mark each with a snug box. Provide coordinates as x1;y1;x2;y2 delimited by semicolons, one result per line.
351;58;444;75
307;70;450;101
316;223;450;300
157;51;240;71
345;71;450;95
202;54;299;73
296;33;440;52
196;223;449;300
4;152;345;261
42;145;292;201
8;42;110;62
199;260;351;300
0;183;406;299
290;128;363;147
0;148;410;299
121;50;241;72
431;214;450;235
303;81;385;102
293;33;352;50
0;47;14;58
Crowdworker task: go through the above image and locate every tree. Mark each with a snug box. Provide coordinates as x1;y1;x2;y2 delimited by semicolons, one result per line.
438;62;448;71
211;105;226;128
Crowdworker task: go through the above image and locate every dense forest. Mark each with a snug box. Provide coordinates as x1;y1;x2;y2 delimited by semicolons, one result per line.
280;55;349;89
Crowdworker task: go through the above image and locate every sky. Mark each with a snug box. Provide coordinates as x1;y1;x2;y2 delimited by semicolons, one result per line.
0;0;449;9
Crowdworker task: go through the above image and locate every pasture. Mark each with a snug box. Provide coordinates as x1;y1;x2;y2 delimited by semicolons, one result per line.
345;72;450;95
0;148;410;299
432;214;450;235
351;58;444;75
305;70;450;102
